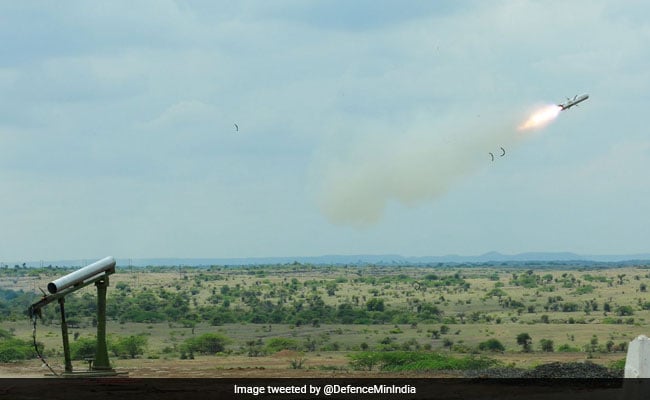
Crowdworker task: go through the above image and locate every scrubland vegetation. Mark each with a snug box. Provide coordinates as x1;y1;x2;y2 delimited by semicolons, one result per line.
1;261;649;374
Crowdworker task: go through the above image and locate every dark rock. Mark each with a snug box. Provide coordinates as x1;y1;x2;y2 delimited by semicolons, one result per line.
463;361;622;379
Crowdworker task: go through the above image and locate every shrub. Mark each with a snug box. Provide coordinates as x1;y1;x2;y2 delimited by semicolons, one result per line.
366;298;385;312
182;333;230;355
349;352;382;371
557;344;580;352
0;338;37;362
70;337;97;360
0;329;40;362
609;358;625;374
561;302;579;312
289;357;305;369
616;306;634;316
113;335;148;359
573;285;595;295
540;339;554;352
478;339;505;352
349;351;499;372
516;333;532;352
451;344;472;353
265;337;299;353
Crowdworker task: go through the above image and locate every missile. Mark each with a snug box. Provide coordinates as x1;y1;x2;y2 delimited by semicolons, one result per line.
558;94;589;111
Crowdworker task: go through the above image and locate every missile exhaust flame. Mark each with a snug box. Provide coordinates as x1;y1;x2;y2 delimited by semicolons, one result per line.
318;100;569;226
517;105;561;132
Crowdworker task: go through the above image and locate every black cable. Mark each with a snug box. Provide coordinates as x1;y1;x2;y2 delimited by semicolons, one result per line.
31;316;58;376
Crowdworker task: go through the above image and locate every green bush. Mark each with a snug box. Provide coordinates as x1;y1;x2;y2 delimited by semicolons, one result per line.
70;337;97;360
366;298;385;312
265;337;299;353
478;339;505;352
557;343;581;352
113;335;148;359
348;351;499;372
540;339;554;352
602;317;624;324
573;285;595;295
0;338;38;362
609;358;625;374
182;333;230;355
616;306;634;316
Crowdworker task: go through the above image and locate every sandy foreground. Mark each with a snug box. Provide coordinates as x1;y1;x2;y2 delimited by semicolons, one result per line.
0;351;623;378
0;357;635;400
0;357;454;378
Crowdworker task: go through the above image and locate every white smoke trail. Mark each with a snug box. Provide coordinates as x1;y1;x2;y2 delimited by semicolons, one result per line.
317;106;552;227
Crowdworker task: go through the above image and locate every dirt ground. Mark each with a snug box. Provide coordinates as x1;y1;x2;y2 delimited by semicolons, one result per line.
0;351;621;378
0;355;631;400
0;361;453;378
0;354;319;378
0;356;427;378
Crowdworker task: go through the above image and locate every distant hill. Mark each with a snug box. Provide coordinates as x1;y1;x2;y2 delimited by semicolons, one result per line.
16;251;650;267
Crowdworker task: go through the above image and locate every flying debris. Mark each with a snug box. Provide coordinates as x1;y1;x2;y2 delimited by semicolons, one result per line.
558;94;589;111
489;152;494;162
234;123;239;132
499;147;505;157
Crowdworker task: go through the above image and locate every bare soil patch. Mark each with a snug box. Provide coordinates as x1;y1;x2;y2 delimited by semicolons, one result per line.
0;351;619;378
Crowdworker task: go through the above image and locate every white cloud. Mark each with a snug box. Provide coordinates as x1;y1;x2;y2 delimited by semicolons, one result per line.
1;1;649;259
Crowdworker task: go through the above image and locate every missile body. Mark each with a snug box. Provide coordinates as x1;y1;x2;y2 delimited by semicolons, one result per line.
559;94;589;111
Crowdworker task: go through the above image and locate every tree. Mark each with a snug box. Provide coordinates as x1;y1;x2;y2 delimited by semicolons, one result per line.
325;282;337;296
478;339;505;352
516;333;532;352
115;335;148;359
540;339;554;352
183;333;230;355
366;298;385;312
70;337;97;360
246;339;265;357
588;335;599;353
616;306;634;316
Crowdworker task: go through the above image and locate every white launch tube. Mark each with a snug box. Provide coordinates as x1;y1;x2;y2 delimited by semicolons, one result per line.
47;256;116;294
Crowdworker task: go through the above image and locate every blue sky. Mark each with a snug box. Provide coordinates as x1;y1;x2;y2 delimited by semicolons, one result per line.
1;1;649;261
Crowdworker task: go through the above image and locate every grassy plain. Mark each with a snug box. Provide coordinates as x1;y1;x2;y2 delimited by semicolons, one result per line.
2;263;649;376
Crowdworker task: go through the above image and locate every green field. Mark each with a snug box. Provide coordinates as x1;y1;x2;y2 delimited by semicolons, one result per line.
2;262;648;375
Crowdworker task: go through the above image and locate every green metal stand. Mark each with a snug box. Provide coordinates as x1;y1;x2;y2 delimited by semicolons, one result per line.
59;298;73;373
93;277;112;371
32;271;122;377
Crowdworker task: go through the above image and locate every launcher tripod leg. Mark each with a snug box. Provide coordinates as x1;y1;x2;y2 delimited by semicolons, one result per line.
58;298;73;373
93;277;112;371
